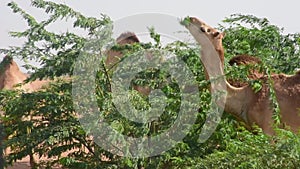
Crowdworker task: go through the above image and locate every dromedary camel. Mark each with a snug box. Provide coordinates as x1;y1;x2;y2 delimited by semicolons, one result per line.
105;32;140;68
105;32;152;96
0;32;148;168
0;55;49;91
0;32;142;92
184;16;300;135
228;54;264;87
184;17;263;86
0;55;52;168
229;54;261;66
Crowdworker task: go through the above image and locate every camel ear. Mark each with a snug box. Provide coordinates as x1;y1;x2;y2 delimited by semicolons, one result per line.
221;32;226;38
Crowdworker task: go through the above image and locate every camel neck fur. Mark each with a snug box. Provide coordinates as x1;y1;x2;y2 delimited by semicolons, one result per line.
186;19;251;124
185;17;300;134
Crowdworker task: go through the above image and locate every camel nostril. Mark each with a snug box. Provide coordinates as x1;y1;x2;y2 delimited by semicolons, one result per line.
200;27;206;32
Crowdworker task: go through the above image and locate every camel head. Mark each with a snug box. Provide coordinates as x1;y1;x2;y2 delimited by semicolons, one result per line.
105;32;140;68
185;16;300;135
0;55;50;91
184;17;225;66
0;55;28;90
104;32;152;96
229;55;261;66
228;55;264;87
116;32;140;45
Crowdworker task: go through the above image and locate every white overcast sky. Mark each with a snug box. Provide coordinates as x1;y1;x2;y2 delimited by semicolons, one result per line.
1;0;300;69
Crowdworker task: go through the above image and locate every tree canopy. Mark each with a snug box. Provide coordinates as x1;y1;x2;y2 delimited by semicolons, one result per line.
0;1;300;168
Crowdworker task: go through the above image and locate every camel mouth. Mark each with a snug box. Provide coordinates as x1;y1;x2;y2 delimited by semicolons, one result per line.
181;17;200;30
181;16;207;32
180;16;192;27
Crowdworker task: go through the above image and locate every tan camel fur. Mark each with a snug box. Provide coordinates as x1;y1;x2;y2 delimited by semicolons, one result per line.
229;54;261;66
0;32;140;92
228;55;263;87
194;21;263;86
105;32;140;68
105;32;151;95
0;55;49;91
0;32;143;167
185;17;300;135
0;55;52;167
190;21;263;87
192;20;225;67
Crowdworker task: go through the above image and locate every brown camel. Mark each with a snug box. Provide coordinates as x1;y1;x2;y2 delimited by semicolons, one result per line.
228;55;264;87
105;32;140;68
0;55;49;91
0;32;147;168
229;54;261;66
184;17;300;135
0;57;48;167
187;19;263;87
105;32;152;96
0;32;142;92
0;55;51;168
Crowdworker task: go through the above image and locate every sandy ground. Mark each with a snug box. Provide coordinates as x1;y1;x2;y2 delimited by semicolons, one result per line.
5;155;62;169
7;163;31;169
6;156;31;169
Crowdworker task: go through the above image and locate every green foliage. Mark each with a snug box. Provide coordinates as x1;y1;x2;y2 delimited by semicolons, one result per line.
4;0;111;80
221;14;300;127
222;14;300;74
195;129;300;169
0;2;299;169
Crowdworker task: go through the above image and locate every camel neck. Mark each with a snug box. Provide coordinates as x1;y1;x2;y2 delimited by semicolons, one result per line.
217;48;225;67
189;28;249;124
